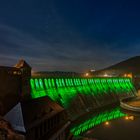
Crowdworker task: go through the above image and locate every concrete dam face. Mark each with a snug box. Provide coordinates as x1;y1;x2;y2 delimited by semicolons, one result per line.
30;78;136;113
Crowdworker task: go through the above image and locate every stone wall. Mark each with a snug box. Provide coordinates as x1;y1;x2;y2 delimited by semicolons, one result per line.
0;67;21;115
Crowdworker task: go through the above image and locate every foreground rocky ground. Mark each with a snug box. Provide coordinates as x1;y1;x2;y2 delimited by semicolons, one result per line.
0;116;22;140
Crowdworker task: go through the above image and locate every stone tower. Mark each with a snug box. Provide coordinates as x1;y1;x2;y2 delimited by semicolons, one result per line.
15;59;31;99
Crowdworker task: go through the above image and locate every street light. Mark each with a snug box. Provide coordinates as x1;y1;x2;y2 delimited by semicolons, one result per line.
85;73;89;77
104;73;108;77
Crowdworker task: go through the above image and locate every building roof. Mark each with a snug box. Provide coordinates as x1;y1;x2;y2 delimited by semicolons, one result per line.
15;59;31;69
4;96;64;132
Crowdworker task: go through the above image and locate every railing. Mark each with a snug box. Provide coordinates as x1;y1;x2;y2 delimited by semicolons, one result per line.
120;98;140;112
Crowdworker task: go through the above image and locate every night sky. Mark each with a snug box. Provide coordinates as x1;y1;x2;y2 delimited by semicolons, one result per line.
0;0;140;72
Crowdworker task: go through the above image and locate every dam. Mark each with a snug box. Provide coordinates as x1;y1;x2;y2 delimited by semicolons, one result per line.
0;60;138;140
30;77;136;121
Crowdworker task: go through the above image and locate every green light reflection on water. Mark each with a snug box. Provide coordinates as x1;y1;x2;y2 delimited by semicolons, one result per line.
70;107;127;136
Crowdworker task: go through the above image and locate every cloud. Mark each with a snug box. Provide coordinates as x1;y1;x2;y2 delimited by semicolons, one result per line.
0;24;139;72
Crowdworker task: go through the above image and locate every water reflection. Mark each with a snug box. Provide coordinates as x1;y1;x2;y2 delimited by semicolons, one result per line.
71;107;127;136
125;116;134;120
71;106;139;140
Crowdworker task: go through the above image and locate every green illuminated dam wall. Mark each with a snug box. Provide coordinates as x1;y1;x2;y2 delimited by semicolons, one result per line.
30;77;135;110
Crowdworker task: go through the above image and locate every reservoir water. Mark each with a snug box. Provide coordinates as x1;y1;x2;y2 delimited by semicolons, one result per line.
71;105;140;140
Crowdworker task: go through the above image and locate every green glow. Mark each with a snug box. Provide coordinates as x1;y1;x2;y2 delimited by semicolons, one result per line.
30;77;136;108
70;107;127;136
